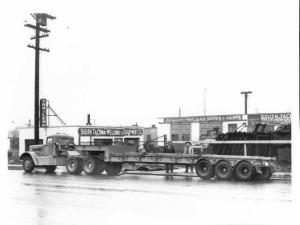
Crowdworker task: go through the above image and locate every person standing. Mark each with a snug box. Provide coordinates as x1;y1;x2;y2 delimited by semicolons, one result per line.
165;141;175;173
184;142;194;173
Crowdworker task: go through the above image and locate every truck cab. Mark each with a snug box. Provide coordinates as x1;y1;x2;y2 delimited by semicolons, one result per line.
20;134;78;173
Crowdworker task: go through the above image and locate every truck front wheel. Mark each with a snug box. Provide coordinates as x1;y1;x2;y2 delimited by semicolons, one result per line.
22;156;35;172
66;157;83;175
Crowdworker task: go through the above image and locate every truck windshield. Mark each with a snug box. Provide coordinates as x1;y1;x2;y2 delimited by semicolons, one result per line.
56;137;74;145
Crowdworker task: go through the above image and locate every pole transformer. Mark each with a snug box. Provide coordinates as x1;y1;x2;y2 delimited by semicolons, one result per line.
25;13;56;144
240;91;252;114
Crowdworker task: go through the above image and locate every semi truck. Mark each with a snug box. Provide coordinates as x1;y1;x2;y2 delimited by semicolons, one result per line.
19;133;290;181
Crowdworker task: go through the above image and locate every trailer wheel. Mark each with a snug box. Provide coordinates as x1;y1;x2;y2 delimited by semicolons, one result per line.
22;156;35;172
234;161;254;181
195;160;214;180
66;157;83;175
215;161;233;180
45;166;57;173
83;157;99;175
254;167;273;180
105;162;122;176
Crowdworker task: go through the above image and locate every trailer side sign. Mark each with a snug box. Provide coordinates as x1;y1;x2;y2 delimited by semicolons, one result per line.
78;128;143;137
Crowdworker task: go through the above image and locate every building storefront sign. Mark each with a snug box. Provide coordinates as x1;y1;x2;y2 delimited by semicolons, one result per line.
248;113;291;125
78;127;143;137
162;114;244;123
40;98;47;127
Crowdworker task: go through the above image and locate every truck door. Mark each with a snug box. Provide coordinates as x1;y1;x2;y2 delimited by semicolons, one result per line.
46;137;56;156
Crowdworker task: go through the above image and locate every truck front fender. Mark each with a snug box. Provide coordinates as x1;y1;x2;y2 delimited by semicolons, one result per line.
19;152;38;165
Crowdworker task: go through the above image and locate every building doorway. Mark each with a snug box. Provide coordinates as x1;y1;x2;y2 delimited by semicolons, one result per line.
94;138;113;146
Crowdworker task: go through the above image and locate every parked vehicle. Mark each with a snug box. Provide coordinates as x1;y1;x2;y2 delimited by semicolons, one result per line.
20;134;290;181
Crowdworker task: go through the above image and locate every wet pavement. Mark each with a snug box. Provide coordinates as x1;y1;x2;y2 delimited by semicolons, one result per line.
6;169;293;225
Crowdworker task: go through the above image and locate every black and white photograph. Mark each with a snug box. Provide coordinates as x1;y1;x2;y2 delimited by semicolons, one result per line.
1;0;299;225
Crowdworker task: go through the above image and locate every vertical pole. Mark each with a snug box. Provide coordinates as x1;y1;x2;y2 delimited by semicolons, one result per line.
34;20;40;144
245;94;248;114
203;87;206;116
243;144;247;156
241;91;252;115
164;135;167;148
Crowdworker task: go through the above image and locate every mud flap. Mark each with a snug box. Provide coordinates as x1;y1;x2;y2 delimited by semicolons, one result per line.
255;166;262;174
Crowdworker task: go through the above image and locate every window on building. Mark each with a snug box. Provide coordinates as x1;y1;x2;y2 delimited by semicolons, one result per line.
171;134;179;141
146;135;152;141
181;134;190;141
94;139;113;146
228;124;238;132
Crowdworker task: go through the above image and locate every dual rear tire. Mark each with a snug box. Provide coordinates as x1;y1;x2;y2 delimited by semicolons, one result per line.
66;157;122;176
195;160;271;181
195;160;214;180
195;160;234;180
66;157;83;175
234;161;254;181
215;161;233;180
83;157;105;175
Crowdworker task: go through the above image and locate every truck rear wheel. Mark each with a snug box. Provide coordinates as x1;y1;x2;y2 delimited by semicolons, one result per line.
66;157;83;175
45;166;57;173
254;167;273;180
234;161;254;181
195;160;214;180
215;161;233;180
22;156;35;172
105;162;122;176
83;157;99;175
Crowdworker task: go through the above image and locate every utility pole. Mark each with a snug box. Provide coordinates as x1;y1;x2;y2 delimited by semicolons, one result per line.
240;91;252;114
203;87;207;116
25;13;55;144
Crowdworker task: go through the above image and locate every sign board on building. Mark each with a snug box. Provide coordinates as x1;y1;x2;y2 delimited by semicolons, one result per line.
248;113;291;125
161;114;244;124
78;127;143;137
40;98;47;127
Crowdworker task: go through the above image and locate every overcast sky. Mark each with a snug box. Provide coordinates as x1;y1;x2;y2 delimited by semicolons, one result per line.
2;0;298;128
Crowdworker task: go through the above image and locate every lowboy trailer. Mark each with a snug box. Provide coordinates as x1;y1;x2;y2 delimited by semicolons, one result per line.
20;134;290;181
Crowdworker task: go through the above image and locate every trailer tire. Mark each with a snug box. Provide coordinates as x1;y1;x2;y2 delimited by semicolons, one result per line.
215;161;233;180
254;167;273;180
45;166;57;173
66;157;83;175
22;156;35;172
195;160;214;180
234;161;254;181
83;157;99;175
105;162;122;176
